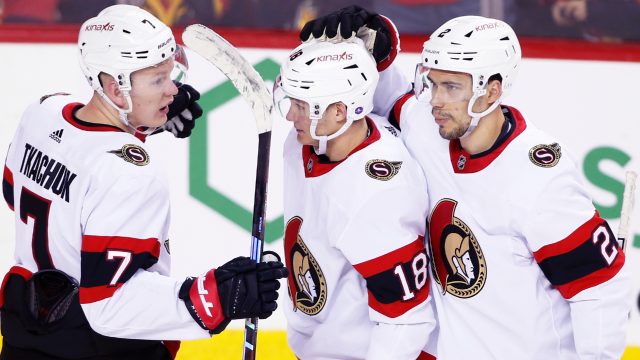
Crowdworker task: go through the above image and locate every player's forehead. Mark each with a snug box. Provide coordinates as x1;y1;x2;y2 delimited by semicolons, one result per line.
428;69;471;84
290;98;309;107
134;58;175;77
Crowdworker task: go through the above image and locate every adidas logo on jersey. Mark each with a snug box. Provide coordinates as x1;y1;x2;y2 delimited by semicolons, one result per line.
49;129;64;143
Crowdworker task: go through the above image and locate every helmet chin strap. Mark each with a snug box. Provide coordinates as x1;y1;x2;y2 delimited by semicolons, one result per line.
460;90;502;139
310;117;355;155
96;87;159;136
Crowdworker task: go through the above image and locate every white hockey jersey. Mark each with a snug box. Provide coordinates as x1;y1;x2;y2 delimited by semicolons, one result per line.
282;117;436;359
378;72;630;358
1;94;208;340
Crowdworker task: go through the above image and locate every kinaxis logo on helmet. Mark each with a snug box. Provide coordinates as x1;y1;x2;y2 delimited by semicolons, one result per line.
428;199;486;299
316;52;353;62
85;22;115;32
475;21;503;32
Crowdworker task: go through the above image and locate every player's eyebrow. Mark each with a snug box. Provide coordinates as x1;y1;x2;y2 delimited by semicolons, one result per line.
427;76;464;87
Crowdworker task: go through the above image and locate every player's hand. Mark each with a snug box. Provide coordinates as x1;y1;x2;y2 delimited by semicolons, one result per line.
299;5;393;65
179;251;288;334
163;82;203;138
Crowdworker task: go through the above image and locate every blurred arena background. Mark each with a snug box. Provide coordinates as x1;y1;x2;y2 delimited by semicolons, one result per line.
0;0;639;359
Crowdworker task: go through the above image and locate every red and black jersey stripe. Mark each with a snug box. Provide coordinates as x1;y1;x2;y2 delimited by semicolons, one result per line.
354;237;430;318
80;235;160;304
3;164;14;210
533;211;625;298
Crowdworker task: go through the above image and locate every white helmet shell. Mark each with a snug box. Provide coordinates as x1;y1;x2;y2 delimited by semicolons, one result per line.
78;4;176;94
278;38;379;122
422;16;521;98
276;38;379;154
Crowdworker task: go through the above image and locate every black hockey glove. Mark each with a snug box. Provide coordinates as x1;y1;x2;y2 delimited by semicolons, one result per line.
179;251;288;334
163;82;203;138
299;5;393;64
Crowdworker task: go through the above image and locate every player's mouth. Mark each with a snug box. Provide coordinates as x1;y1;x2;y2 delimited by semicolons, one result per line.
160;104;170;115
433;111;450;126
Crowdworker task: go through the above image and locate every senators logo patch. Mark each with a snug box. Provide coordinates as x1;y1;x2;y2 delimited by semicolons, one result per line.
365;159;402;181
108;144;150;166
429;199;486;298
284;217;327;316
529;143;561;168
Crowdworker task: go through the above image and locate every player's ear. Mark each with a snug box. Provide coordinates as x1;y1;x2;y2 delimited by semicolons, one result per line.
99;73;127;108
486;79;503;103
334;102;347;121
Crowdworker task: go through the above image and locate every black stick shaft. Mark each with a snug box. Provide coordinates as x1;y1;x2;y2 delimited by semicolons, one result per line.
242;131;272;360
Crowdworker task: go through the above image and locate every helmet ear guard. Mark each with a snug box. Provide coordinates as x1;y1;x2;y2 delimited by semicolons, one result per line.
418;16;521;131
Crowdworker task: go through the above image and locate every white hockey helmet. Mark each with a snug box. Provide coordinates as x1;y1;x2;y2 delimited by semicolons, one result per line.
274;37;379;154
78;5;181;128
415;16;521;132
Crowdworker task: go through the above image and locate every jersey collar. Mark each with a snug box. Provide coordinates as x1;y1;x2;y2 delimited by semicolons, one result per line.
62;103;147;142
302;117;380;178
449;105;527;173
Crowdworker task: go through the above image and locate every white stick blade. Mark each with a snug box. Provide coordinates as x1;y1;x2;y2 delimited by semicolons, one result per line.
182;24;273;134
617;170;637;251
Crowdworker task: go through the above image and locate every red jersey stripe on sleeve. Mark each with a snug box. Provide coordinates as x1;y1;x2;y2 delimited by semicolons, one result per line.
82;235;160;257
3;165;13;186
533;211;603;262
354;237;430;318
367;279;430;318
556;251;625;299
80;235;161;303
3;165;14;210
354;237;425;277
533;211;625;298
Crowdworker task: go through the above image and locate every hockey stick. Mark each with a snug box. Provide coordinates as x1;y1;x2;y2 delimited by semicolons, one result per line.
182;24;273;360
617;170;637;251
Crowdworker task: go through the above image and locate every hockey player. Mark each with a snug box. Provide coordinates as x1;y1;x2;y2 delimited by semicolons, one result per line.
0;5;286;360
299;6;631;359
274;38;437;359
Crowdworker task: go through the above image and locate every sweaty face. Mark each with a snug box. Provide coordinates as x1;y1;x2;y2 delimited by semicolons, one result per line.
285;98;339;146
428;69;474;140
127;59;179;129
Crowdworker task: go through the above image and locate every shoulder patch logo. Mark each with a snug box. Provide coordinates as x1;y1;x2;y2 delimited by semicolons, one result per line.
108;144;150;166
529;143;561;168
284;217;327;316
365;159;402;181
40;92;71;104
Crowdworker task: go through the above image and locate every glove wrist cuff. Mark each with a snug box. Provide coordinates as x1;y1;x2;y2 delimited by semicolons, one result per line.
376;15;400;72
179;269;226;333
